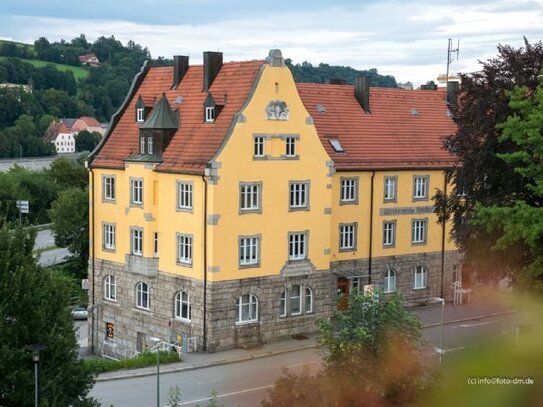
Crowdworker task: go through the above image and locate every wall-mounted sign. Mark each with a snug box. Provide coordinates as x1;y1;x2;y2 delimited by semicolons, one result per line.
106;322;114;339
379;206;434;216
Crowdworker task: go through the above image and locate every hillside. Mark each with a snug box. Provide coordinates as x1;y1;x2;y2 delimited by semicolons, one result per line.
0;56;89;80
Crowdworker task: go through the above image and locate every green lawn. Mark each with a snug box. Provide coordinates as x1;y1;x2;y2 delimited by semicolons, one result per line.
0;56;90;80
0;39;34;50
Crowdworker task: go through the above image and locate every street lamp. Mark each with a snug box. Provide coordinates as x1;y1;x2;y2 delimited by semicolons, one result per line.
31;344;47;407
149;337;161;407
431;297;445;366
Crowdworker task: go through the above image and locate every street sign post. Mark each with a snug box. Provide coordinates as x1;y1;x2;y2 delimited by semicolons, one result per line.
81;279;90;290
16;200;29;222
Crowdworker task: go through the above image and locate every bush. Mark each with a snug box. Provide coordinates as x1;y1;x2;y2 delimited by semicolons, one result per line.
84;350;181;374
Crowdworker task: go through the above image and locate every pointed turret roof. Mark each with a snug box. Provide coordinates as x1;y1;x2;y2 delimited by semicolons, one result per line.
140;93;179;130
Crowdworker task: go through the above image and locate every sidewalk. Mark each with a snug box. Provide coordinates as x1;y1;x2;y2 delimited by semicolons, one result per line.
95;297;515;382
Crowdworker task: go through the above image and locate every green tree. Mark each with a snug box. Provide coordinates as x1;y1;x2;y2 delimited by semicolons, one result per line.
470;75;543;291
47;155;89;188
434;38;543;285
262;292;430;407
0;221;97;406
48;187;89;276
75;129;102;152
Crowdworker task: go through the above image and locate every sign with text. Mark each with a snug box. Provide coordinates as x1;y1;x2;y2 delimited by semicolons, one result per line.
379;206;434;216
16;200;29;214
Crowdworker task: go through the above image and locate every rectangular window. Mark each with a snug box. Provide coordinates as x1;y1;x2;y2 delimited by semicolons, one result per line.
412;219;427;244
103;223;116;250
239;236;259;266
140;137;145;154
137;108;144;122
384;176;396;201
285;137;296;157
153;232;158;257
240;183;260;212
177;234;193;265
205;106;215;122
131;178;143;205
177;181;193;210
339;223;357;250
147;137;153;154
289;232;307;261
131;228;143;256
413;176;429;199
340;177;358;204
103;176;115;201
383;221;395;247
289;182;308;209
254;136;265;157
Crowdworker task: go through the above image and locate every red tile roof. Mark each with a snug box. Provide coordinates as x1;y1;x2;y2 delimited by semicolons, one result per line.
297;83;457;170
80;116;101;127
91;60;264;172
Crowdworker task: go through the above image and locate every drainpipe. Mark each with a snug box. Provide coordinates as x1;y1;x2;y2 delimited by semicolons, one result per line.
368;171;375;284
87;163;96;353
202;175;208;351
440;175;448;298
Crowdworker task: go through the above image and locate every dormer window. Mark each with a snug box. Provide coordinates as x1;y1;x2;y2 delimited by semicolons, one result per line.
205;106;215;123
140;137;145;154
137;108;144;122
147;137;153;154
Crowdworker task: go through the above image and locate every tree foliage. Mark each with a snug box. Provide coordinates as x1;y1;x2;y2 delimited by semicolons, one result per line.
75;129;102;152
262;292;431;407
434;38;543;286
0;221;96;406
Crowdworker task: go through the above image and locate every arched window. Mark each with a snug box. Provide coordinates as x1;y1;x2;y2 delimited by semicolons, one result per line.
384;269;396;293
136;282;150;310
175;291;191;322
280;285;314;316
104;275;117;301
236;294;258;323
414;266;427;289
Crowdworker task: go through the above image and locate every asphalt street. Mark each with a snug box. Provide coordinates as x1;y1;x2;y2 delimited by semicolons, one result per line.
90;311;518;407
34;228;71;266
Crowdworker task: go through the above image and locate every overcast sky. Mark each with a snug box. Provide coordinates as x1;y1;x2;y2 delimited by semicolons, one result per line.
1;0;542;85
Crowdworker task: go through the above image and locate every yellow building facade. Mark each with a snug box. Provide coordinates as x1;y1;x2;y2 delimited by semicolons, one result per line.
89;50;459;356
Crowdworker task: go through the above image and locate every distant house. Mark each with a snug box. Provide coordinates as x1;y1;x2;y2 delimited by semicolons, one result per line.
0;83;32;93
79;53;100;67
43;116;106;154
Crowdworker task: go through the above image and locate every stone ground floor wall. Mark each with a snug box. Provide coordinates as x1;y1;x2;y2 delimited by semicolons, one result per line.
89;250;461;358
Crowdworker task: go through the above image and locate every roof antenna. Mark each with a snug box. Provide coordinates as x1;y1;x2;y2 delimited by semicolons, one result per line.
446;38;460;97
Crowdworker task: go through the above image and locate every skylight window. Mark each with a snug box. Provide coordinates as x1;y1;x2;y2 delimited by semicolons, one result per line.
174;96;184;105
316;104;327;113
410;108;419;116
328;138;344;153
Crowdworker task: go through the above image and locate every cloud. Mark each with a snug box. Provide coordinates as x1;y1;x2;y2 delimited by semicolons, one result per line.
0;0;541;85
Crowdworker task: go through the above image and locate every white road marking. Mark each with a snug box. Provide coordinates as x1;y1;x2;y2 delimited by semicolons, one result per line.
173;384;274;406
458;320;497;328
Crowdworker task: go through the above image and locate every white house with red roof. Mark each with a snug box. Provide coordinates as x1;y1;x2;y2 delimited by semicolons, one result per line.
43;116;106;153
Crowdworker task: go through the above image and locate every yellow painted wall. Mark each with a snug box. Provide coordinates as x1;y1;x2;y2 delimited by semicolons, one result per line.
207;63;332;281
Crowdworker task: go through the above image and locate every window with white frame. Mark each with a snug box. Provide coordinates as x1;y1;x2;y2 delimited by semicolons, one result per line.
131;178;143;205
289;182;308;209
131;227;143;256
103;223;116;250
103;176;115;201
414;266;427;289
137;108;144;122
177;234;193;265
280;285;313;317
340;178;358;203
104;275;117;301
411;219;427;244
383;221;395;247
339;223;357;250
384;176;396;201
140;137;145;154
177;181;193;210
205;106;215;122
289;232;307;260
239;236;259;266
240;183;260;211
384;269;396;293
285;136;296;157
175;291;191;321
236;293;258;323
413;176;428;199
254;136;265;157
350;277;362;293
136;281;149;309
147;137;153;154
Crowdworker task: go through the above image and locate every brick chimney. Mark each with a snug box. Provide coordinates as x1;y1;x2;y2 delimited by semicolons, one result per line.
355;76;370;113
172;55;189;89
203;51;223;92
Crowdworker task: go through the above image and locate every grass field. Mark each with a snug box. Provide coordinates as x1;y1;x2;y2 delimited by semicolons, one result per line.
0;56;89;80
0;39;34;50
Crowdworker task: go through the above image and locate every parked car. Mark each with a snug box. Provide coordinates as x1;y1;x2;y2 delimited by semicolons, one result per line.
71;306;88;320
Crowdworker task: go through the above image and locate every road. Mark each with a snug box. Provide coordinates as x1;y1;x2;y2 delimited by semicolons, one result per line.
91;348;321;407
91;311;518;407
34;228;71;266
